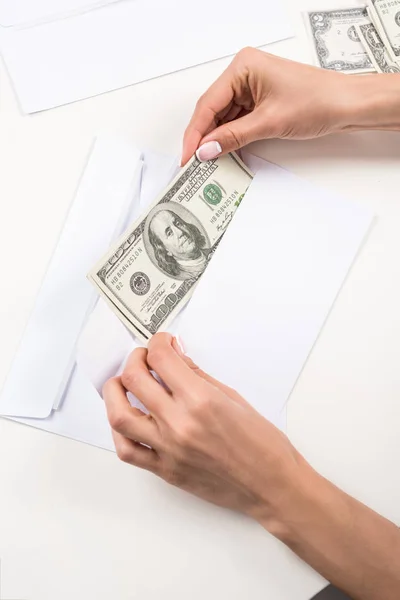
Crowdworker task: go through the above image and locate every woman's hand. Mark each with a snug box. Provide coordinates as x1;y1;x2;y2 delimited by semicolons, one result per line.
103;333;400;599
181;47;400;164
103;332;305;527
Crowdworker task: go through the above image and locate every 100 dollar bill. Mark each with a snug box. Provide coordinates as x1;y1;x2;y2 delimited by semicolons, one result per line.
88;153;253;342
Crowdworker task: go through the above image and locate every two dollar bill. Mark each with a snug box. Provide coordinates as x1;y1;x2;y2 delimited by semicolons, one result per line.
304;4;400;74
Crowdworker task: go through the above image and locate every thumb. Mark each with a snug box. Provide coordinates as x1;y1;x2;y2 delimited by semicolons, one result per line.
196;111;264;160
172;336;251;409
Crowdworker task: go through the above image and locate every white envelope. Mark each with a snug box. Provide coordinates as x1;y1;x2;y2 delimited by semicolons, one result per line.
0;138;374;452
0;136;143;419
0;0;120;28
178;152;374;419
0;0;293;113
74;150;373;439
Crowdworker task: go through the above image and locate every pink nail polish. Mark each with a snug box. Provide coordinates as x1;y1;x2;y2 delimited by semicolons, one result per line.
196;141;222;162
175;335;186;356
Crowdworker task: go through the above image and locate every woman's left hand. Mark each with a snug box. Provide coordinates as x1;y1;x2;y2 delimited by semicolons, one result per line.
103;332;306;526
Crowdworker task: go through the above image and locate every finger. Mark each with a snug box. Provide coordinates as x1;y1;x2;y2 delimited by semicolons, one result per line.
103;376;160;447
121;347;172;415
181;68;235;165
197;110;265;158
172;337;251;409
222;107;251;124
219;102;243;125
112;430;160;472
146;332;202;396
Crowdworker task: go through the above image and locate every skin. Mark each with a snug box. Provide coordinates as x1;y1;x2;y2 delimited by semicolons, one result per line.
105;49;400;599
181;47;400;164
150;211;200;260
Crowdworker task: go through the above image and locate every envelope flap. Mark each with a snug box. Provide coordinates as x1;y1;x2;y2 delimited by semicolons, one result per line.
0;136;142;418
0;0;120;28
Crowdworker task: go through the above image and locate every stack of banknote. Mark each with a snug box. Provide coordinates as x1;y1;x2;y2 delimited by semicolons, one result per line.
88;153;253;342
304;4;400;74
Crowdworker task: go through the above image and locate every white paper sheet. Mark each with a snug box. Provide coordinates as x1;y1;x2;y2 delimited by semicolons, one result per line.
177;153;374;420
0;0;293;113
0;0;120;28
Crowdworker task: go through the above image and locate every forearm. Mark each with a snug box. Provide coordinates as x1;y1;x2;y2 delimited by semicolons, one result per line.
257;459;400;600
343;74;400;133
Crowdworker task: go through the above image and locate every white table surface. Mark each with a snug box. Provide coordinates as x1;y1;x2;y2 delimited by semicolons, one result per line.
0;1;399;598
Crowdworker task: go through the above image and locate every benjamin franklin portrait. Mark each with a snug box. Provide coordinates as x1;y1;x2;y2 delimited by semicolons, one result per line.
144;202;211;280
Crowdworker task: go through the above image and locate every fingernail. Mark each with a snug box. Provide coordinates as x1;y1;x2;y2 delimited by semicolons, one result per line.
173;335;186;356
196;141;222;162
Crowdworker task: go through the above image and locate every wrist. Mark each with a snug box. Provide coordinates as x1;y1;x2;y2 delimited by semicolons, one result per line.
339;73;400;132
247;449;319;540
252;454;342;546
254;448;400;599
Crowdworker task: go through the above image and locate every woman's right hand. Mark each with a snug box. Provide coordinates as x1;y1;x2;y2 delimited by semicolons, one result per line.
181;47;372;164
104;333;400;600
